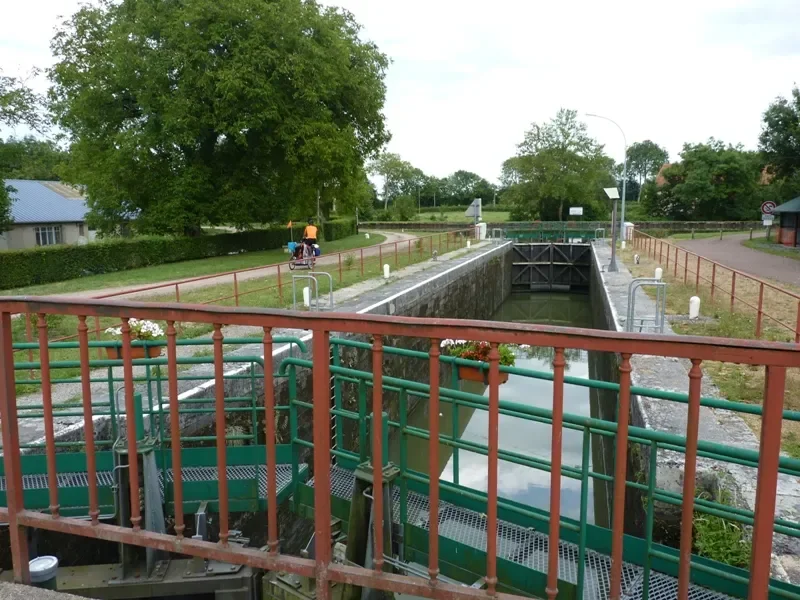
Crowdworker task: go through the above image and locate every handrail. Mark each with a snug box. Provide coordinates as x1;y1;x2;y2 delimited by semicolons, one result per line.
633;229;800;342
626;278;667;333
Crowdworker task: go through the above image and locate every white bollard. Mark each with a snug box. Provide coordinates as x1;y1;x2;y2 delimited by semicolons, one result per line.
690;296;701;320
365;233;370;239
621;241;626;250
655;267;663;281
383;264;390;279
303;286;311;308
467;240;471;249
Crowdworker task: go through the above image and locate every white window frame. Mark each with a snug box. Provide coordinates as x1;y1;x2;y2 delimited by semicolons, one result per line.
35;225;63;247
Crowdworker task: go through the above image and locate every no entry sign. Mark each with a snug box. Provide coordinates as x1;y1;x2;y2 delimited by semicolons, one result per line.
761;201;777;215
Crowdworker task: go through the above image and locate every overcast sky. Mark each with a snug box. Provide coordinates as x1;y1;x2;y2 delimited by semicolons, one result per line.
3;0;800;183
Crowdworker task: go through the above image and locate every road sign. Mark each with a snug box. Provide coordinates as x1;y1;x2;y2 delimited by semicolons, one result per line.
464;198;482;219
763;215;774;227
761;201;777;215
569;207;584;216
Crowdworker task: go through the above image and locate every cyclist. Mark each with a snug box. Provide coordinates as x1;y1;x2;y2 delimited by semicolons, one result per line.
302;219;318;257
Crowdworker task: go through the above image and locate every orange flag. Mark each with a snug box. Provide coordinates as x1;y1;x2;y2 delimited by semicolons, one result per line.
287;221;293;228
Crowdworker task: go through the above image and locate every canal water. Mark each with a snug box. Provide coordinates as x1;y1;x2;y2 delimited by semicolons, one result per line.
389;292;612;526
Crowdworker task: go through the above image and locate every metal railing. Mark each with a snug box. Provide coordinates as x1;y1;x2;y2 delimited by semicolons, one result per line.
0;296;799;600
292;272;334;311
626;278;667;333
632;230;800;342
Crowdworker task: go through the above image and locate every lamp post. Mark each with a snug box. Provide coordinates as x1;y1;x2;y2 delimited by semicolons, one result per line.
587;113;628;246
604;187;620;272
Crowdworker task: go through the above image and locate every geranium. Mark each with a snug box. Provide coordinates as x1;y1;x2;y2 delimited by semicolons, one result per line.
105;319;165;341
440;339;516;367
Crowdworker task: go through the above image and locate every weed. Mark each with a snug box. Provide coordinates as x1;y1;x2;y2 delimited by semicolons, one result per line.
693;490;751;568
344;253;355;271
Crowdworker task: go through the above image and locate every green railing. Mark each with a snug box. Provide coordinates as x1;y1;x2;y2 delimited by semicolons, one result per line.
281;339;800;600
504;225;601;243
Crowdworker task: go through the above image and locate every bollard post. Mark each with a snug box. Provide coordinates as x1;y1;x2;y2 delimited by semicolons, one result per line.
719;228;723;240
750;228;754;241
691;229;695;240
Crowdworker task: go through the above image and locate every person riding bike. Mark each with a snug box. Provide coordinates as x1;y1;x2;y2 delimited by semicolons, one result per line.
302;220;318;258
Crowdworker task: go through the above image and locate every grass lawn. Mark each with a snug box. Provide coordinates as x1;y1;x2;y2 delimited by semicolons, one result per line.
11;232;470;394
2;233;386;297
667;230;756;240
742;237;800;261
619;245;800;457
414;210;511;223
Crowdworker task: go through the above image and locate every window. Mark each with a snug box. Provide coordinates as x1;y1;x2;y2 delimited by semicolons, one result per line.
78;223;85;237
35;226;63;247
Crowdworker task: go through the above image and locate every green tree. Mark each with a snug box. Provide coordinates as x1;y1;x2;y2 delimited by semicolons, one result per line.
0;136;68;180
760;87;800;180
644;140;764;220
368;153;424;209
1;73;46;232
504;109;614;221
627;140;669;202
444;170;495;206
49;0;390;235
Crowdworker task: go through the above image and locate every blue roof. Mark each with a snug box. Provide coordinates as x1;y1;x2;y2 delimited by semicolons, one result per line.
4;180;89;224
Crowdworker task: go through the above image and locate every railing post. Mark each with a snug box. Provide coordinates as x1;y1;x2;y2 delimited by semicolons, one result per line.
756;283;765;338
313;329;332;600
407;239;411;264
486;344;501;596
338;253;343;285
748;365;787;599
277;264;284;306
695;256;701;292
263;327;279;554
796;301;800;344
731;272;737;312
673;247;678;278
428;339;441;582
233;272;240;307
394;241;398;268
711;263;717;301
360;248;364;277
546;348;566;600
0;311;30;583
684;251;688;284
25;312;33;378
666;244;670;270
609;353;632;600
379;244;382;270
678;359;703;600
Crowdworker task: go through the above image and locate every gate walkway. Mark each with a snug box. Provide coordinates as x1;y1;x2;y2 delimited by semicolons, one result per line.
1;298;799;600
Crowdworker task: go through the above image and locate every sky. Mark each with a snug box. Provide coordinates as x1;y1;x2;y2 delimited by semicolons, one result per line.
2;0;800;184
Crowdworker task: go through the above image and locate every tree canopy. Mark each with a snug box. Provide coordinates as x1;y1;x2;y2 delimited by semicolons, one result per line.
1;73;47;232
49;0;390;235
0;136;67;181
627;140;668;201
643;140;765;220
501;109;614;221
760;87;800;180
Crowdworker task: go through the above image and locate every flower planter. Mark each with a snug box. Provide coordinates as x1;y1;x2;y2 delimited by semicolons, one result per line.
105;346;162;360
458;366;509;385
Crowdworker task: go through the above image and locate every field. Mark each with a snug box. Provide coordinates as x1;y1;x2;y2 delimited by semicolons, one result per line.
2;233;386;296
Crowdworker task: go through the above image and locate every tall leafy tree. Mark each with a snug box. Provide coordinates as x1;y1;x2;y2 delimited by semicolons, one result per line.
760;87;800;180
1;73;46;232
369;153;424;208
444;170;495;206
644;140;764;220
0;136;68;180
50;0;390;235
627;140;669;201
503;109;614;221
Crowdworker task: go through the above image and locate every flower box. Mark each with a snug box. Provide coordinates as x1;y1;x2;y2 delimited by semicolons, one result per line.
105;346;162;360
458;366;510;385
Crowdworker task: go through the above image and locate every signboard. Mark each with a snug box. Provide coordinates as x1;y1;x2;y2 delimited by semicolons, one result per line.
761;201;777;215
464;198;482;219
569;207;584;216
763;215;774;227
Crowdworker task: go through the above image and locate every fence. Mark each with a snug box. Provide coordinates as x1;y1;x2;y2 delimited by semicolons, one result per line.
361;221;763;233
15;228;477;360
1;297;799;600
632;230;800;342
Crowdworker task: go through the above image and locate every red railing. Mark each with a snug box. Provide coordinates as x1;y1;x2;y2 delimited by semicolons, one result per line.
2;297;799;600
632;230;800;342
16;228;477;359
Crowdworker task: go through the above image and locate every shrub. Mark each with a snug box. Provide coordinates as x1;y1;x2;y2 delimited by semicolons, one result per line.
322;218;357;241
344;253;355;270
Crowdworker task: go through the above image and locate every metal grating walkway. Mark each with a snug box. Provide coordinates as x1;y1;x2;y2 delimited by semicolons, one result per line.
159;464;302;499
307;465;734;600
0;471;115;491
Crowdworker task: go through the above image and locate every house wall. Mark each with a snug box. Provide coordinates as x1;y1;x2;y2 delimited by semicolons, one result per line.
778;214;798;247
0;223;86;251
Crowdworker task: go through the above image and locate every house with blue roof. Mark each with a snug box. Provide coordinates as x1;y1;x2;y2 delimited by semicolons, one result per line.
0;180;93;251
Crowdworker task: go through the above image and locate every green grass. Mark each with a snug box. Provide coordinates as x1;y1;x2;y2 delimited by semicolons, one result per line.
1;233;386;296
415;210;511;223
742;237;800;261
667;230;754;240
693;490;751;568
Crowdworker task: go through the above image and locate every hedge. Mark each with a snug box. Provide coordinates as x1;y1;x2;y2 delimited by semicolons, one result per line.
322;218;357;241
0;219;355;290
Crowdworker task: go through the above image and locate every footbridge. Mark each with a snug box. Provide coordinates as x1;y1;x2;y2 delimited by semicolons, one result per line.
0;298;799;600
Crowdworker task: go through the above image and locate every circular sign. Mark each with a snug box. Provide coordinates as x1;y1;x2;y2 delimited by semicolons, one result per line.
761;201;777;215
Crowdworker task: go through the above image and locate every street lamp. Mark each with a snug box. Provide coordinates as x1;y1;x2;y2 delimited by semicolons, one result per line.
586;113;628;247
604;187;620;272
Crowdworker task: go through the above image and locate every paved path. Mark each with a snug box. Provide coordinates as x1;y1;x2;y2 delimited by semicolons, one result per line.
54;231;418;300
674;233;800;288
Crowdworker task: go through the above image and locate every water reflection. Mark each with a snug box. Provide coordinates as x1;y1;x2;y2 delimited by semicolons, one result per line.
393;293;607;524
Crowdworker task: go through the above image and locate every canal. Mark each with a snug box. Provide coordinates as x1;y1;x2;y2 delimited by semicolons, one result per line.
389;292;613;527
